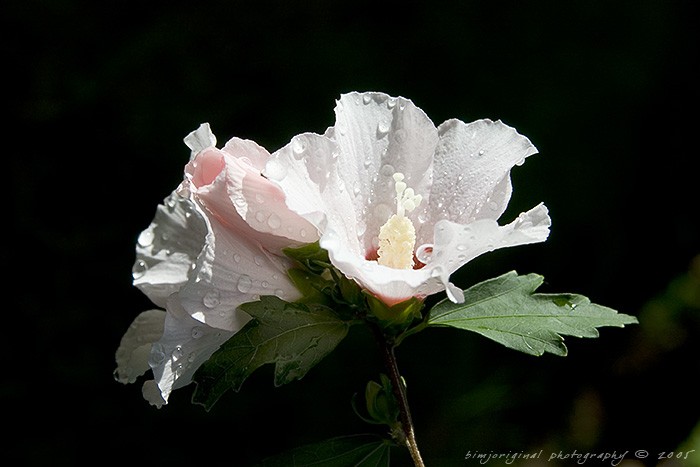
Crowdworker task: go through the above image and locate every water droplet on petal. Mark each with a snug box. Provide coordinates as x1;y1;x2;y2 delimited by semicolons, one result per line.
265;159;288;181
351;181;361;197
416;244;434;264
137;230;155;247
203;290;221;308
377;120;390;137
300;228;307;238
291;137;306;157
237;275;253;293
233;253;241;263
254;256;264;266
132;260;148;279
191;326;204;339
171;345;183;359
255;211;267;224
267;213;281;229
456;244;467;251
362;94;372;104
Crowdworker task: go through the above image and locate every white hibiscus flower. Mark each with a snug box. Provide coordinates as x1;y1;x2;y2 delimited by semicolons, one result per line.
264;91;551;306
115;124;309;405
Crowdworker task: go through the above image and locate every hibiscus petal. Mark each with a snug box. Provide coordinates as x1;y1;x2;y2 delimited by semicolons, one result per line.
428;203;551;302
333;91;438;251
177;210;300;331
265;132;355;242
133;192;208;308
184;122;217;158
148;298;235;404
114;309;166;384
185;142;316;249
419;119;537;244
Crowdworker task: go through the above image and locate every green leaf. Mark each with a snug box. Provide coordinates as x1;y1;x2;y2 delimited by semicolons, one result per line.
428;271;638;356
260;434;392;467
192;296;353;410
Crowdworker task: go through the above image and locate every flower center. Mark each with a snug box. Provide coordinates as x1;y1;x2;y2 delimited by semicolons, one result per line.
376;173;423;269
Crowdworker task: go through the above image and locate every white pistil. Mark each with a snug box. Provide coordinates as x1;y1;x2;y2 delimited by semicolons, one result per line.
377;173;423;269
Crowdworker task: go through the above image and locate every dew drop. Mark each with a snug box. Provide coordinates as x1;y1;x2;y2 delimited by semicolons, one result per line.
456;244;467;251
254;255;264;266
479;149;485;156
132;260;148;279
187;352;196;363
191;326;204;339
255;193;265;204
171;345;184;359
515;157;526;166
137;230;155;247
237;275;253;293
362;94;372;104
387;98;396;109
377;120;390;136
233;253;241;263
267;213;281;229
255;211;267;224
203;290;221;308
261;280;269;288
265;159;288;181
274;288;285;297
291;137;306;157
352;180;360;196
416;244;434;264
300;228;307;238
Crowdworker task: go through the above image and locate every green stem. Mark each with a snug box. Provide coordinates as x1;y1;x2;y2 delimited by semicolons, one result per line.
374;327;425;467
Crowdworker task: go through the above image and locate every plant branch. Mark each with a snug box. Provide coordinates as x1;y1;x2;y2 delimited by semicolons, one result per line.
373;326;425;467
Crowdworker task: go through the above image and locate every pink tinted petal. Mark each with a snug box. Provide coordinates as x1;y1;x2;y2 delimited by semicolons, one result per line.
190;148;225;188
222;136;270;171
186;140;317;249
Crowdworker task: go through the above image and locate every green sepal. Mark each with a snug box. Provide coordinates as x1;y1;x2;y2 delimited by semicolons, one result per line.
283;241;332;275
364;292;424;331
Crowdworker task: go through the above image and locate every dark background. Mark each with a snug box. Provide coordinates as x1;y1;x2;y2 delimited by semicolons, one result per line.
5;0;699;465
